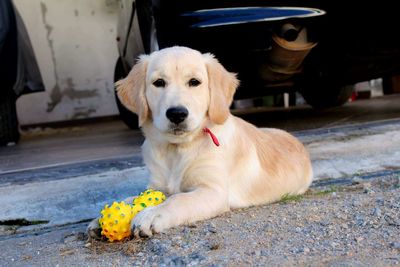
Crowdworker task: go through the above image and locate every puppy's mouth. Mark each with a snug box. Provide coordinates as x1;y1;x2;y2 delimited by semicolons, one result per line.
168;125;189;136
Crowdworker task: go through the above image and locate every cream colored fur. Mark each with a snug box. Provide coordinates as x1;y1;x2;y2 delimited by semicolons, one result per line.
87;46;312;238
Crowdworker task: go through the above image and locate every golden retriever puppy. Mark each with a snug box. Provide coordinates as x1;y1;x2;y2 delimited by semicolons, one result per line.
87;46;312;238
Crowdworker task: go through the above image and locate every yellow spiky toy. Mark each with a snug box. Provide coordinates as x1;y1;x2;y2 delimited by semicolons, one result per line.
99;201;135;242
133;189;167;208
99;189;166;242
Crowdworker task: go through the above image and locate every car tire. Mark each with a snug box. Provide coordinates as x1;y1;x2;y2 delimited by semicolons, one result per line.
298;48;354;109
300;82;354;109
114;58;139;129
0;92;20;146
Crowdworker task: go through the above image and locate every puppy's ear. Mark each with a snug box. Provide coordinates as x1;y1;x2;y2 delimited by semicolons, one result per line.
116;55;149;126
204;53;239;125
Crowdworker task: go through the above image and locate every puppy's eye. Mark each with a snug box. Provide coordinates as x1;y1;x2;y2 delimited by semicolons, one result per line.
188;78;201;87
153;79;166;88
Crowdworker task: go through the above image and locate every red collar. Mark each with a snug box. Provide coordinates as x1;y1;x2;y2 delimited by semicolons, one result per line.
203;127;220;147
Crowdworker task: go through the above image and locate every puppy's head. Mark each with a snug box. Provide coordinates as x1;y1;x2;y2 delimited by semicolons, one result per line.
116;46;239;142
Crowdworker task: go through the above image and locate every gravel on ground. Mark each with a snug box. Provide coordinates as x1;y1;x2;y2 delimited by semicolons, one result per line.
1;174;399;266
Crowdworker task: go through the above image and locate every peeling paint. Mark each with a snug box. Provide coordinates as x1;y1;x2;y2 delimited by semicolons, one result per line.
105;0;120;9
41;2;99;113
105;81;113;94
15;1;120;124
105;0;116;7
47;77;100;112
41;2;62;113
64;78;99;100
71;107;97;119
63;89;99;99
47;84;62;112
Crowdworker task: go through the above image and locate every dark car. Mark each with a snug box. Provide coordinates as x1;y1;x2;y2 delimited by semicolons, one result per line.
114;0;400;128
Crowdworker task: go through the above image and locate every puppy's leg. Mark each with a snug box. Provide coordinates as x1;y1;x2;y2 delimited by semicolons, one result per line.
86;196;137;240
87;218;102;240
131;187;229;237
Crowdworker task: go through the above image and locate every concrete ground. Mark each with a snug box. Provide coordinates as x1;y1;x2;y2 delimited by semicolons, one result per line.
1;173;399;266
1;94;400;266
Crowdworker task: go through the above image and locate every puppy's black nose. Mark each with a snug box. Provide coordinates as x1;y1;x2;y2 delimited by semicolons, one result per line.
166;106;188;124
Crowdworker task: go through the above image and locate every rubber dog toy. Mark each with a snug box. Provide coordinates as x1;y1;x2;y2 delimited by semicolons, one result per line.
133;189;166;208
99;201;135;242
99;189;166;242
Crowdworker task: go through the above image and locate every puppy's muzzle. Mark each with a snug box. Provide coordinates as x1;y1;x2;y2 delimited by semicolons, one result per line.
166;106;189;125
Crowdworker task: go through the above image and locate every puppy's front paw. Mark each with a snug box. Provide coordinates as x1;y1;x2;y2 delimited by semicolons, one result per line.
131;206;171;238
86;218;102;240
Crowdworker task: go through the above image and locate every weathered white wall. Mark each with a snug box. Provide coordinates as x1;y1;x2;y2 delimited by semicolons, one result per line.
14;0;120;125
